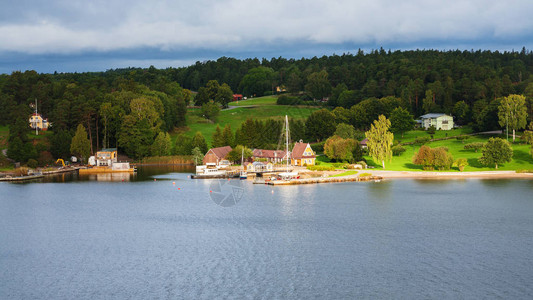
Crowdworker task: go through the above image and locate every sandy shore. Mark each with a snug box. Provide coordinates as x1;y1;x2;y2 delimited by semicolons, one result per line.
351;170;533;179
295;167;533;180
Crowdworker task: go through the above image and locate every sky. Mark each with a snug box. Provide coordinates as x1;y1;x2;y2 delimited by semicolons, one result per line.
1;0;532;74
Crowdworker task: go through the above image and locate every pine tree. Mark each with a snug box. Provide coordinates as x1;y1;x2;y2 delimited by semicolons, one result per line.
70;123;91;163
221;124;234;147
212;125;224;148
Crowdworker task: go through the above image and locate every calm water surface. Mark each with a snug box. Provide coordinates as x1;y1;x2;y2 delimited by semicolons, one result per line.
1;166;532;299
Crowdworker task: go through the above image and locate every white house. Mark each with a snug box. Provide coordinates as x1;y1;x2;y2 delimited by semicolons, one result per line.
419;113;454;130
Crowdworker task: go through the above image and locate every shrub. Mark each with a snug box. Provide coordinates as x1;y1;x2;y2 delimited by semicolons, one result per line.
433;147;454;170
357;161;368;169
464;142;484;152
307;165;335;171
27;159;38;169
426;125;436;135
455;158;468;171
456;135;470;143
414;136;431;145
392;144;406;156
277;95;300;105
413;145;435;170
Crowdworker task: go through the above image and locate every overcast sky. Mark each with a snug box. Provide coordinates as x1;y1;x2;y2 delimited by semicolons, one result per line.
1;0;532;73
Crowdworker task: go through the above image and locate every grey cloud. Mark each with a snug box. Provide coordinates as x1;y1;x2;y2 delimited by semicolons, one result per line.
1;0;532;54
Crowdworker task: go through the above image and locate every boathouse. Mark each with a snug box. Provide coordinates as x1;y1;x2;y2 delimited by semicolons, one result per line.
96;148;118;166
203;146;232;166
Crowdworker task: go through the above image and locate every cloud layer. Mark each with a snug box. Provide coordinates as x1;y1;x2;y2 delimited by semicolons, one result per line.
1;0;532;72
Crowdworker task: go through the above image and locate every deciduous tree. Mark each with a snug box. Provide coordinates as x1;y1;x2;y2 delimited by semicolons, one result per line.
365;115;394;169
389;107;414;138
479;137;513;169
498;94;528;142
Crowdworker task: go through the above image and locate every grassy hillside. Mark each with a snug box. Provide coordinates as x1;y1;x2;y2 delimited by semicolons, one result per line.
366;133;533;171
176;96;320;145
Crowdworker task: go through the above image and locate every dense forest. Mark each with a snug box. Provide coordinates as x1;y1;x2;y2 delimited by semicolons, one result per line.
1;48;533;164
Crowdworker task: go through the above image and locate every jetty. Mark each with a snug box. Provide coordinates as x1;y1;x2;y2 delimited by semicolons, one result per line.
265;175;383;185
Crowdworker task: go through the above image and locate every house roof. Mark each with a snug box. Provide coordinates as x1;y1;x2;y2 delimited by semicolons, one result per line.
207;146;232;159
291;142;316;159
253;149;288;159
360;138;368;146
99;148;117;152
419;113;449;119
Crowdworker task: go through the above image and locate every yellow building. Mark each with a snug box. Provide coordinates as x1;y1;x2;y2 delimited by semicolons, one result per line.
96;148;118;166
29;113;50;131
291;142;316;166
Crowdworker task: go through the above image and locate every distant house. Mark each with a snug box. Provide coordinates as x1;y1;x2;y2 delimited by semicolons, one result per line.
291;141;316;166
252;149;289;164
203;146;232;166
419;113;454;130
96;148;118;166
233;94;243;101
29;113;50;131
360;138;368;149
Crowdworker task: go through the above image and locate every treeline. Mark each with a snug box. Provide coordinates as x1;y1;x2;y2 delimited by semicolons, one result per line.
0;72;189;162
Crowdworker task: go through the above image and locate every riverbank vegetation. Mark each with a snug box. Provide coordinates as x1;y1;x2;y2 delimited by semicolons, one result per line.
1;49;533;171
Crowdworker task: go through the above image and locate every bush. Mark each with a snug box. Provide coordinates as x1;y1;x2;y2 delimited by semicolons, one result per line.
414;136;431;145
455;158;468;171
332;162;347;169
277;95;300;105
307;165;335;171
433;147;454;170
464;142;484;152
27;159;38;169
392;144;406;156
456;135;470;143
413;145;454;170
357;161;367;169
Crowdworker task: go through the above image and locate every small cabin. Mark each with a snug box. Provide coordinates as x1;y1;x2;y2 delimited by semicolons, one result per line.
96;148;118;166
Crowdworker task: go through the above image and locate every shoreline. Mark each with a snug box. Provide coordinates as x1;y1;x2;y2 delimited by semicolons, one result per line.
345;170;533;180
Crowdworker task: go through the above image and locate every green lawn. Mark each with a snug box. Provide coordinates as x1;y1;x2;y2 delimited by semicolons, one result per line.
175;102;319;146
228;96;278;106
368;133;533;171
396;127;474;144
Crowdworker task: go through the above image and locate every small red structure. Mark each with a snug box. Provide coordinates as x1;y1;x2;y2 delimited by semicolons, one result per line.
233;94;243;101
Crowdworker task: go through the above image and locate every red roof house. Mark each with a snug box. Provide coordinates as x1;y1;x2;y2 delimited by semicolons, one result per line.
203;146;232;165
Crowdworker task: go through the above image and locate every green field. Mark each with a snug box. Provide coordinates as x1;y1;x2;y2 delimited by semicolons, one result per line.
228;96;278;107
176;96;319;145
366;133;533;172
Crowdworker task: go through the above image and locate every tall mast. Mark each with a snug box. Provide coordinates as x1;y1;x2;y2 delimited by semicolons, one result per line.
35;98;38;136
285;115;289;172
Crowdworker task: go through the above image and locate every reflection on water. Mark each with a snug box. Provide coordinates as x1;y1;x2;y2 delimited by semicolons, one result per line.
2;169;533;299
22;165;196;183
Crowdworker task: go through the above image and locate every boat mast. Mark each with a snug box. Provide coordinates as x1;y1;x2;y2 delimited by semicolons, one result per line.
35;98;38;136
285;115;289;172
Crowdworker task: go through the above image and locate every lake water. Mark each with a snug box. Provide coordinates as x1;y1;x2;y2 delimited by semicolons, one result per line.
1;166;533;299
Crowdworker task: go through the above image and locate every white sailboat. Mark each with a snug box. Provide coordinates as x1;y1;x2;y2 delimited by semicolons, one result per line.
278;115;298;180
240;147;247;179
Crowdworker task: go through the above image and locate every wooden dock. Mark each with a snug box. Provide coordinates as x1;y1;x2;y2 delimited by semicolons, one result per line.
266;175;383;185
0;174;44;182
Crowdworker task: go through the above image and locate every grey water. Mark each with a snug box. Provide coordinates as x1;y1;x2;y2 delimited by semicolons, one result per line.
1;166;533;299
